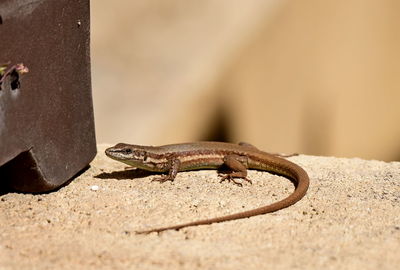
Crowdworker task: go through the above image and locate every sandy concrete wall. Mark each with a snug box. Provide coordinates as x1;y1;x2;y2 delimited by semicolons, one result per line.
1;145;399;269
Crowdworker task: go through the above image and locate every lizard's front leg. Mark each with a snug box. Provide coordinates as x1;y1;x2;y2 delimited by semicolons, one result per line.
151;158;181;183
219;155;252;187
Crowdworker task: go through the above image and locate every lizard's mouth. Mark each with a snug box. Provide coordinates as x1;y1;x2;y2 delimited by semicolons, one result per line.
104;147;115;156
105;147;125;160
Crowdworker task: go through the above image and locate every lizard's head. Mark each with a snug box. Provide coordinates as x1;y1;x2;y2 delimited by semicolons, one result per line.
105;143;149;167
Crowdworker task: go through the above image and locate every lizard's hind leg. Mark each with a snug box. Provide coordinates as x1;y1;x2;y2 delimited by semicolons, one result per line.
219;154;252;186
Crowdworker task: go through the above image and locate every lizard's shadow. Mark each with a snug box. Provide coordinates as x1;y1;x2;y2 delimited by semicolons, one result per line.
95;167;298;187
95;169;157;181
95;167;230;181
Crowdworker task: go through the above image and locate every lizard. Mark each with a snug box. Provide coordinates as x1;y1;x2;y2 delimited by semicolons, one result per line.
105;141;309;234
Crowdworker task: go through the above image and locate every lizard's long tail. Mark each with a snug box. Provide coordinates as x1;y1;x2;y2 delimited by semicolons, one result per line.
136;157;309;234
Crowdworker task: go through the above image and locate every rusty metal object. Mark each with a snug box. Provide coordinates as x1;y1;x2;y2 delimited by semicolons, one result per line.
0;0;96;192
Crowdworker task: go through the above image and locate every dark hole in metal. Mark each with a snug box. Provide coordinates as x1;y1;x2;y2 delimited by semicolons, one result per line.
10;70;20;90
0;15;3;24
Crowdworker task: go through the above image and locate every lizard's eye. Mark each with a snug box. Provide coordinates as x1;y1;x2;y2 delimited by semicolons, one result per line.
123;148;132;154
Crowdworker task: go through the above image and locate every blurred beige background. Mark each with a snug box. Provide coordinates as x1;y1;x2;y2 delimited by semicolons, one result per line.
91;0;400;161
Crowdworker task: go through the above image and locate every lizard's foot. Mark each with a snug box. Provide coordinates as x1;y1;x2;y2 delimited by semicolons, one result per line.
151;175;174;183
219;174;252;187
242;177;252;185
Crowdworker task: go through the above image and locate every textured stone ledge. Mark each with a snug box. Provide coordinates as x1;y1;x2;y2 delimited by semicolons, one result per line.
1;144;399;269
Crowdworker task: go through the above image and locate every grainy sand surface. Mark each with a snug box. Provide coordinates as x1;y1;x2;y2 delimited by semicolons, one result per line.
1;144;399;269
